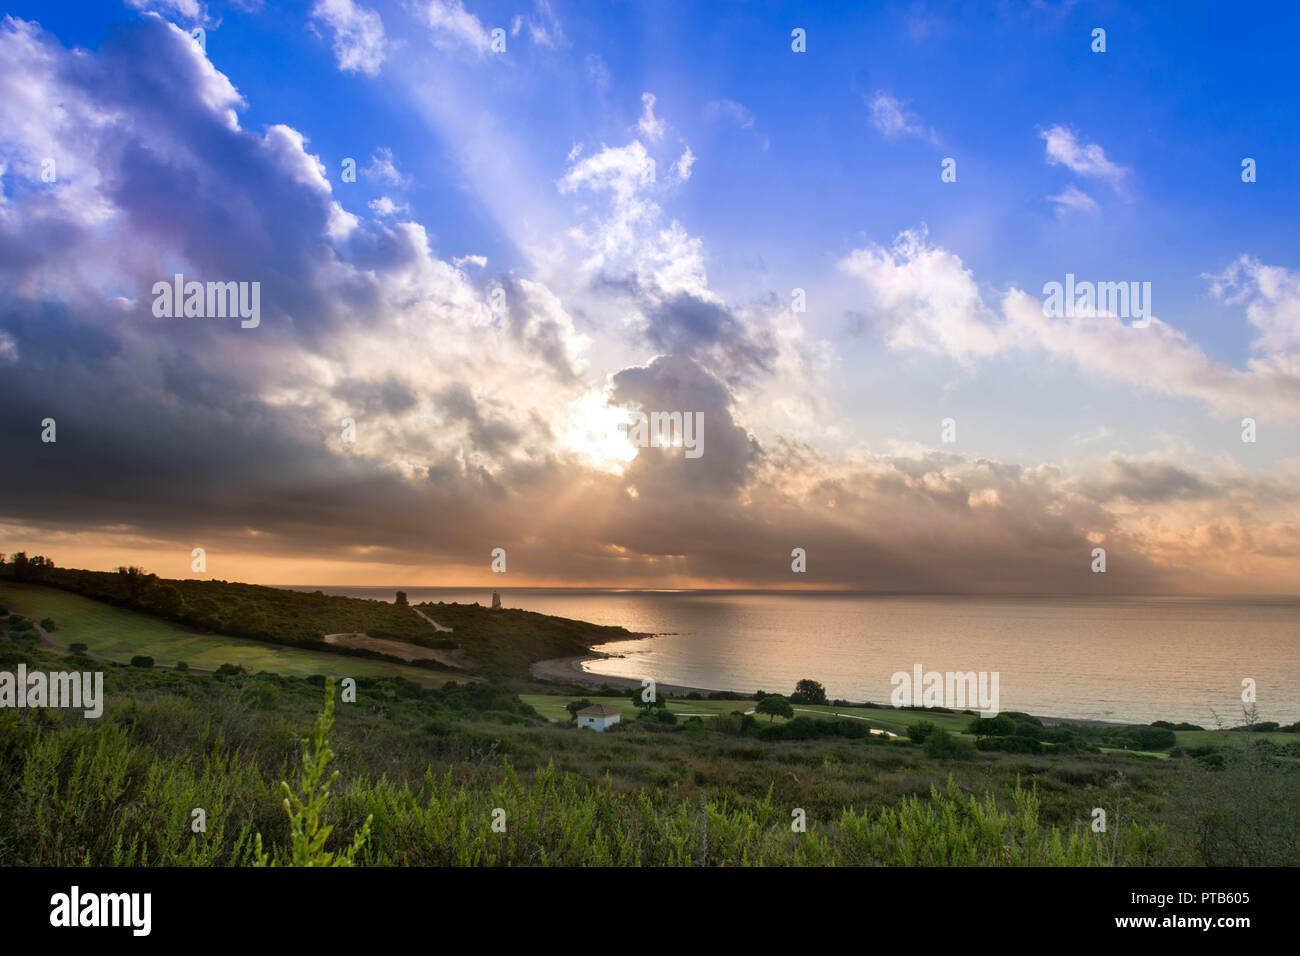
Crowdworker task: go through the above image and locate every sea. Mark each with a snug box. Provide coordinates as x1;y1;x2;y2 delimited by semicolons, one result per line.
301;587;1300;726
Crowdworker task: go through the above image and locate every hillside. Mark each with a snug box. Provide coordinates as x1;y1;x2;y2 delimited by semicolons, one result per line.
0;557;641;677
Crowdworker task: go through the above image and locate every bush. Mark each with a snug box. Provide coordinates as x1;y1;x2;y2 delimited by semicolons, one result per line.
924;729;978;760
39;618;55;631
129;655;154;669
906;720;937;744
68;643;89;654
175;661;189;671
967;714;1017;737
1102;725;1176;751
976;735;1044;754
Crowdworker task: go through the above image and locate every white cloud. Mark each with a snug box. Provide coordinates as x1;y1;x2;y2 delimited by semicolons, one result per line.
842;229;1300;423
126;0;204;21
1207;256;1300;354
310;0;386;75
868;93;938;144
421;0;492;55
706;98;755;129
839;228;1004;363
523;0;566;48
638;92;665;142
1047;183;1099;215
586;53;610;88
368;196;409;217
671;146;695;184
363;147;405;185
1041;124;1127;188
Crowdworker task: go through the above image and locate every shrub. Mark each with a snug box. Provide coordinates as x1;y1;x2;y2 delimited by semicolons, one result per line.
906;720;937;744
255;679;372;867
976;735;1044;754
129;655;154;669
924;729;978;759
68;643;89;654
39;618;55;631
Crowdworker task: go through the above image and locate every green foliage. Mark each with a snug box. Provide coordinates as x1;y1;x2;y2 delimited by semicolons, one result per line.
790;679;827;705
968;714;1017;737
756;695;794;721
130;655;155;669
924;729;978;759
1102;725;1177;751
836;778;1139;866
564;698;592;720
254;679;373;867
907;720;937;744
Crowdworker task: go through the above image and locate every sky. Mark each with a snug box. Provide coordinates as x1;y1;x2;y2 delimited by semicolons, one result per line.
0;0;1298;593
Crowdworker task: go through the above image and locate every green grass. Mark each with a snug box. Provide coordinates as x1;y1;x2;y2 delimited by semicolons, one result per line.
0;582;460;686
1174;728;1297;747
519;693;976;735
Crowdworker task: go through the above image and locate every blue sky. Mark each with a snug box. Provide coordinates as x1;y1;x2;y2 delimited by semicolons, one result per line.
1;0;1298;591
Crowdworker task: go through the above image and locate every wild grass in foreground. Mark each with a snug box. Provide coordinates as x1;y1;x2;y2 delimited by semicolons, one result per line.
0;641;1295;866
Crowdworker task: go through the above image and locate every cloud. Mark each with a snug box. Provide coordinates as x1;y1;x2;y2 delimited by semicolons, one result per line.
1047;183;1098;215
126;0;205;21
521;0;566;48
368;196;409;217
1207;255;1300;354
585;53;610;88
638;92;665;142
670;146;695;184
706;98;755;129
868;93;939;144
841;228;1300;423
363;147;406;186
310;0;386;75
0;16;1295;596
1040;124;1127;188
420;0;492;55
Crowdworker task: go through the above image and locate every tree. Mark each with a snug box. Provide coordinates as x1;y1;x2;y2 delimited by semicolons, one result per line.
565;698;592;721
631;690;665;710
906;720;937;743
791;679;828;705
924;728;977;759
757;695;794;722
395;591;408;606
967;714;1016;737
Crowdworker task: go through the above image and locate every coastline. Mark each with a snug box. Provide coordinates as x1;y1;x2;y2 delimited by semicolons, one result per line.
530;652;1131;728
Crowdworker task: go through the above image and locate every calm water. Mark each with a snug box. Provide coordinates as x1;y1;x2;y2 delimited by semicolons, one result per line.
304;588;1300;725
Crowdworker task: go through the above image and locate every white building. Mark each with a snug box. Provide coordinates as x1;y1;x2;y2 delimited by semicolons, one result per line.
576;703;621;731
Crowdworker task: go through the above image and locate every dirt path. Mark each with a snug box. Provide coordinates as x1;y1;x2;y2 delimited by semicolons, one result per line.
322;631;469;668
410;606;453;632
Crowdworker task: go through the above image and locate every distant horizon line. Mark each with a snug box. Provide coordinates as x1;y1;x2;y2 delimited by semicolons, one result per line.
276;584;1300;601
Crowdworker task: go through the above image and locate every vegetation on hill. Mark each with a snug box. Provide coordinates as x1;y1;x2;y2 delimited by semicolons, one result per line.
0;555;639;676
413;601;638;676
